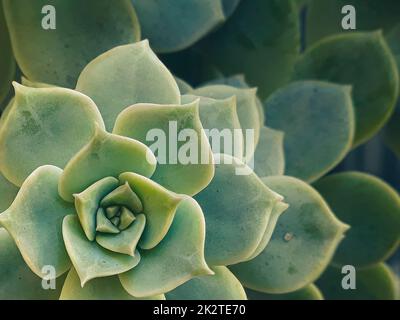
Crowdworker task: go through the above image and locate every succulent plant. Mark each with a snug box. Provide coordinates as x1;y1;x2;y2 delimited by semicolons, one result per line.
0;39;296;299
0;0;399;301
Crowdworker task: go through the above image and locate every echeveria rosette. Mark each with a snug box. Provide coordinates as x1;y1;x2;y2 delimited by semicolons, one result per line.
0;40;286;300
0;124;214;299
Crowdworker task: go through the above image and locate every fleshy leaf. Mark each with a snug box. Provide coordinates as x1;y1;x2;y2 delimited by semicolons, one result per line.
166;266;247;300
0;3;15;108
0;228;66;300
62;215;140;286
317;264;398;300
384;104;400;158
181;94;244;158
221;0;241;18
205;75;265;125
96;208;120;234
0;166;73;278
293;32;399;147
264;81;355;182
175;77;193;94
76;40;180;131
194;154;285;266
0;84;104;186
0;172;18;212
246;201;289;261
132;0;225;53
3;0;140;88
74;177;119;241
114;100;215;196
306;0;400;48
193;85;260;161
386;24;400;87
230;176;349;294
60;267;165;300
251;126;285;178
314;172;400;268
246;284;324;300
119;207;136;230
105;206;120;219
101;182;143;214
59;127;156;202
119;197;213;298
96;214;146;256
0;98;13;130
20;76;54;89
194;0;300;98
119;172;184;250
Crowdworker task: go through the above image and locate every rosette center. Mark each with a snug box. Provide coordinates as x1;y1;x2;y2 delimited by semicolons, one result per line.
96;182;143;233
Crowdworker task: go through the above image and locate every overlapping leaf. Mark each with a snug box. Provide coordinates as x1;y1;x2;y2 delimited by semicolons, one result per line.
3;0;140;88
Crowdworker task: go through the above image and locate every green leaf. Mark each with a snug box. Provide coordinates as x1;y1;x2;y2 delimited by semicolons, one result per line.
0;166;73;278
251;126;285;178
307;0;400;94
387;25;400;80
193;85;261;161
293;32;399;147
194;0;300;99
60;267;165;300
246;201;289;261
2;0;140;88
59;127;156;202
119;207;136;230
194;154;286;266
0;228;65;300
119;197;212;298
306;0;400;46
384;107;400;158
96;214;145;256
114;100;215;197
314;172;400;268
73;177;120;241
21;76;54;88
0;83;104;187
119;172;184;250
0;3;14;108
132;0;225;53
96;207;120;234
0;172;18;212
181;94;244;158
230;176;349;294
221;0;240;18
62;215;140;286
175;77;193;95
166;266;247;300
0;98;13;129
101;182;143;214
294;0;310;9
317;264;398;300
76;40;180;131
204;74;265;126
264;81;354;182
246;284;324;300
